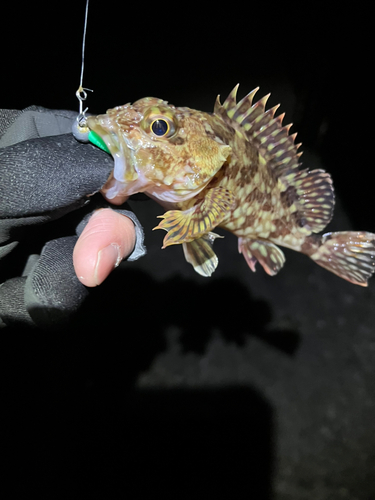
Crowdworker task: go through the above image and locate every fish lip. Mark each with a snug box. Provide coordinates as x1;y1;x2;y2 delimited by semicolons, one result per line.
87;116;122;156
87;115;136;178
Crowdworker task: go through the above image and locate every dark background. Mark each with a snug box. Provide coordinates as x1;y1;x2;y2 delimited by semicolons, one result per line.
2;2;372;230
2;2;374;498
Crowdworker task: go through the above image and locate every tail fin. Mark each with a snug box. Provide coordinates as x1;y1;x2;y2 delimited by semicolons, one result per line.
309;231;375;286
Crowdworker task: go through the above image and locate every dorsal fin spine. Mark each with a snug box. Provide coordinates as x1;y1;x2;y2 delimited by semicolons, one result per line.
235;87;259;111
217;84;305;180
222;84;239;111
232;87;259;120
214;94;222;115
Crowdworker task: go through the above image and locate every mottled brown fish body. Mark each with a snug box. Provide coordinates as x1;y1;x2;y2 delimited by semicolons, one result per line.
88;86;375;286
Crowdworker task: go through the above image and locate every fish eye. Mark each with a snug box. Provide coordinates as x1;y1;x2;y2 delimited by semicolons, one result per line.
142;106;177;138
151;119;170;137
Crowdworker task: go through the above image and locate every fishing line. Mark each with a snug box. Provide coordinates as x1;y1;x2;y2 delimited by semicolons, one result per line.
72;0;93;142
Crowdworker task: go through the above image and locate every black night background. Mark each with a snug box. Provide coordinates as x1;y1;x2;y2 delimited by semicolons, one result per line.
1;2;374;498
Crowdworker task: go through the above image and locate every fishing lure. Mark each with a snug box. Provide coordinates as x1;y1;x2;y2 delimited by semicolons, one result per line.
84;88;375;286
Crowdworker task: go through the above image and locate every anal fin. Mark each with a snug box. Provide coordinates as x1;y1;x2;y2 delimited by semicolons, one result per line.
183;232;223;277
154;187;236;248
238;238;286;276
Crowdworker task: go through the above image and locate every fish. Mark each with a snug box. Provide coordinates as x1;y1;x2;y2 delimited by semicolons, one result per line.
86;85;375;286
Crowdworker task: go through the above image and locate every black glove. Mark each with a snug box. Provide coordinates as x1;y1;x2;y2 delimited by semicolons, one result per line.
0;107;145;329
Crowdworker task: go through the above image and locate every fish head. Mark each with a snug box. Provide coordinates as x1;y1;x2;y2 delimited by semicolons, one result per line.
87;97;231;203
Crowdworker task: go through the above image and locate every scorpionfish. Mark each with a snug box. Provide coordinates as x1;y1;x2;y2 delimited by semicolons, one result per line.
87;85;375;286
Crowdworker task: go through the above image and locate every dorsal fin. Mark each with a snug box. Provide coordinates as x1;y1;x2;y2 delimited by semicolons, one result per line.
214;85;335;233
215;84;302;180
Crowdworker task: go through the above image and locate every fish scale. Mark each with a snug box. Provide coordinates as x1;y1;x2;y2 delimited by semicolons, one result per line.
87;85;375;286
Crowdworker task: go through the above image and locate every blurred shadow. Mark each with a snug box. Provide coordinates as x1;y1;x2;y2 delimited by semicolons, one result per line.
80;267;301;357
6;266;300;381
4;267;300;400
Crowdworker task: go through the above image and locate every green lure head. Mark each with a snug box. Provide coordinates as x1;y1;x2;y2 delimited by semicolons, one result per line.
88;130;111;154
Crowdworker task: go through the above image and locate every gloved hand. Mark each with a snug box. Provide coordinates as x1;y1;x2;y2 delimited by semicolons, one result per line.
0;106;145;329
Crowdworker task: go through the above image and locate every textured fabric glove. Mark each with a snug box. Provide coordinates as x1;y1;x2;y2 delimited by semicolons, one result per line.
0;107;145;329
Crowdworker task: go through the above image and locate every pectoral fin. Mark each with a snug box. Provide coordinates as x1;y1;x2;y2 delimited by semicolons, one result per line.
154;187;236;248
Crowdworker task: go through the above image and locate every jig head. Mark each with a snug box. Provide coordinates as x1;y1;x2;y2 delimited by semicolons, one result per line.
72;86;92;142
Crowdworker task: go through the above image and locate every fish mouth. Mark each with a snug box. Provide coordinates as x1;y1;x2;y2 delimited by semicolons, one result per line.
87;115;140;200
